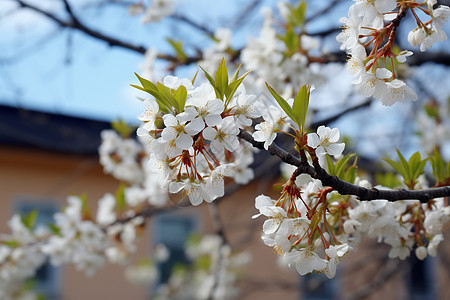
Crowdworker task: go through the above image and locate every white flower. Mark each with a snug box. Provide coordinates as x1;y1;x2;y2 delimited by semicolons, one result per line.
396;50;413;63
307;125;345;157
252;194;275;219
386;238;413;260
206;164;234;199
163;75;194;91
137;98;159;123
96;193;116;225
161;114;202;150
169;180;212;206
284;248;328;275
252;105;283;150
380;79;418;106
325;244;350;278
354;68;390;98
346;44;367;77
232;93;263;127
141;0;175;23
202;116;239;157
180;83;224;129
336;5;361;50
427;234;444;257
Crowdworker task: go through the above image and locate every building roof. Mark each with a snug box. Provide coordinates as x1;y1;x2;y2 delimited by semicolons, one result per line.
0;105;112;154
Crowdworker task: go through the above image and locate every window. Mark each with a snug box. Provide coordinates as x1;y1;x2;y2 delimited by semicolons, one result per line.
302;273;337;300
15;200;61;300
408;255;436;300
153;213;198;283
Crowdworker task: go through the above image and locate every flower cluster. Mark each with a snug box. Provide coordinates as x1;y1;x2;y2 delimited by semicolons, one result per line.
255;159;450;278
100;129;169;207
99;129;145;184
241;4;322;99
136;72;261;206
338;0;449;106
253;173;351;279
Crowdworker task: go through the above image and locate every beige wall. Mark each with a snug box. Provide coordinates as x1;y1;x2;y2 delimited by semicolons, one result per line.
0;146;149;299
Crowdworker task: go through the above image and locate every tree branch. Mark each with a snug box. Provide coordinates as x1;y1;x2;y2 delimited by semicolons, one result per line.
238;130;450;202
16;0;147;54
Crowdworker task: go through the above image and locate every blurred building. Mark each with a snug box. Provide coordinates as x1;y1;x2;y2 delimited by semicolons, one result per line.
0;104;449;300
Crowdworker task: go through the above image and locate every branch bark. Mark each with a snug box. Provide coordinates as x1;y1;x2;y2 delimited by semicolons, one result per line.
238;130;450;203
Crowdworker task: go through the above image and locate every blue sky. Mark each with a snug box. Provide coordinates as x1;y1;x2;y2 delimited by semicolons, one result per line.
0;0;278;122
0;0;349;122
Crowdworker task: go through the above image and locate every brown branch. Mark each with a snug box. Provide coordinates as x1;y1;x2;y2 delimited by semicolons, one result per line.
238;130;450;202
169;14;214;36
310;99;373;129
16;0;147;54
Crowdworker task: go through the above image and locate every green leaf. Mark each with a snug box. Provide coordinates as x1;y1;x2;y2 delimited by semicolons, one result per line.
174;85;188;111
429;149;446;183
214;58;228;100
384;158;405;178
265;83;295;122
200;65;221;99
283;27;299;53
132;74;173;113
409;152;427;180
292;84;310;131
2;239;20;248
166;38;187;60
229;64;242;82
325;154;335;175
115;183;127;212
335;154;356;179
225;70;251;104
80;194;91;219
47;223;61;235
345;166;357;184
20;210;38;230
135;73;158;91
157;82;180;113
191;70;199;85
287;1;307;27
396;149;411;179
375;172;402;189
130;84;146;92
384;150;427;188
326;153;357;183
111;119;134;138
